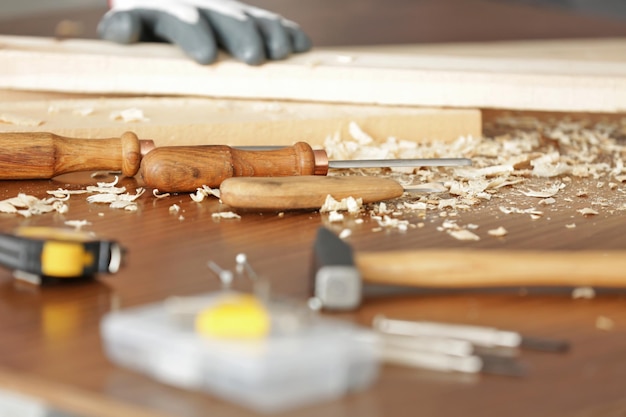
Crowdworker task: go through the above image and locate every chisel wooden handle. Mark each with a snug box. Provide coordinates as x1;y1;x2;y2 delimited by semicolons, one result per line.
356;250;626;288
140;142;321;192
0;131;150;178
220;176;405;210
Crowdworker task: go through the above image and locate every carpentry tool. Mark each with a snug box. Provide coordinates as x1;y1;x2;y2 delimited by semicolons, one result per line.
311;227;626;310
0;131;154;179
0;227;124;284
139;142;471;192
374;316;569;353
220;176;406;210
379;339;527;377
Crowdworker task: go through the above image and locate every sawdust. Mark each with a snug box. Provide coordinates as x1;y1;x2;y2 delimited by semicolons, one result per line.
320;195;363;213
0;193;68;217
190;186;221;202
212;212;241;220
321;116;626;238
109;108;150;123
0;176;148;218
487;227;508;237
596;316;615;331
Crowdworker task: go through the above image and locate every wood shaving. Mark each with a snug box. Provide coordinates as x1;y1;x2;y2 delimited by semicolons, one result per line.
403;201;428;211
320;195;362;213
0;193;68;217
520;183;565;198
448;229;480;241
403;182;447;193
87;194;119;204
339;229;352;239
109;107;149;123
539;198;556;205
321;117;626;235
212;212;241;220
438;198;456;210
372;215;409;231
595;316;615;331
64;220;92;230
0;113;44;126
327;211;345;222
499;206;543;217
488;227;508;237
86;187;144;211
347;122;374;146
190;185;221;202
47;188;88;199
153;189;170;199
577;208;599;216
572;286;595;299
86;185;127;194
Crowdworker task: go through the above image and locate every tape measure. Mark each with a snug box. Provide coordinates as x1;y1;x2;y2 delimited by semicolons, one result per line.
0;227;124;283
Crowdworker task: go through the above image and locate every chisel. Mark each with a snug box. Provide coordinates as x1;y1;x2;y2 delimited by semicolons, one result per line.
0;131;155;178
219;176;407;210
140;142;470;192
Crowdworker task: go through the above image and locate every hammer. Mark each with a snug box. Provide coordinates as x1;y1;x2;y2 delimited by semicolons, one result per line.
311;227;626;311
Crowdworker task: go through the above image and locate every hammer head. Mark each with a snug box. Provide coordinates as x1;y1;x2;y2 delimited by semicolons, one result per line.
312;227;362;310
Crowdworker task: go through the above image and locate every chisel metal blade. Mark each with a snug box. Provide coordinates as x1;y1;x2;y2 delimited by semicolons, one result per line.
237;146;472;169
328;157;471;169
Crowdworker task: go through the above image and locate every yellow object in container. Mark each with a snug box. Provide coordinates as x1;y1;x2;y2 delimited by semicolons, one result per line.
195;294;271;339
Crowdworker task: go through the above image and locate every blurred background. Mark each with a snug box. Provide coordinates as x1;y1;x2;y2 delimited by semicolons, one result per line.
1;0;626;45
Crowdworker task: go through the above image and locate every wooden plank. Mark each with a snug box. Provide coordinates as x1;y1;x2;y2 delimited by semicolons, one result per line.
335;38;626;61
1;35;626;112
0;97;481;147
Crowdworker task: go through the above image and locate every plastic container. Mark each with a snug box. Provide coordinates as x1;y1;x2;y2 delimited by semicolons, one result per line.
100;293;380;413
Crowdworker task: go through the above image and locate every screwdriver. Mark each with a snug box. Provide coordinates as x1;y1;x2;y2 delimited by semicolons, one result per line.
139;142;471;192
0;131;155;178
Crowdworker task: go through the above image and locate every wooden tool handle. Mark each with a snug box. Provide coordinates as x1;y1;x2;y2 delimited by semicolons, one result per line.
220;176;405;210
356;250;626;288
139;142;317;192
0;131;143;178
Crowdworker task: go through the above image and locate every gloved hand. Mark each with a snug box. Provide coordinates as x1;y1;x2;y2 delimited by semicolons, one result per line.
98;0;312;65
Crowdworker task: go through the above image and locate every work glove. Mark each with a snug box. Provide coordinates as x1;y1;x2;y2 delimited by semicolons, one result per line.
98;0;312;65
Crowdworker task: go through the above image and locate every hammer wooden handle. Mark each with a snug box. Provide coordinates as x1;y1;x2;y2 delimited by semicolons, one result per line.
139;142;318;192
0;131;147;178
356;250;626;288
220;176;405;210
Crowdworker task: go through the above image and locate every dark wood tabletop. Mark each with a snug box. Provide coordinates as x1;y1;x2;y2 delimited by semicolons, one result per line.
0;110;624;417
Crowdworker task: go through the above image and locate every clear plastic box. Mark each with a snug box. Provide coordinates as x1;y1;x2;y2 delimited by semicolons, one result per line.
100;293;380;413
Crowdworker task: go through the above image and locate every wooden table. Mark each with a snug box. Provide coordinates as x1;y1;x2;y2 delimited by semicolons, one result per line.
0;110;625;417
1;2;626;416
